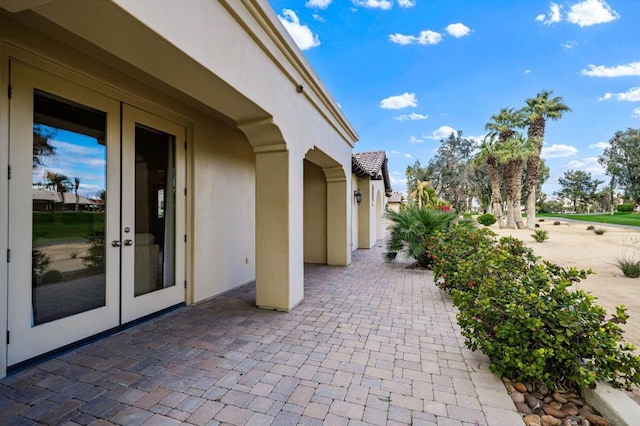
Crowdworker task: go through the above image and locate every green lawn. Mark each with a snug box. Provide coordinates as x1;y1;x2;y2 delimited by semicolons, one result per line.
33;211;105;243
537;212;640;227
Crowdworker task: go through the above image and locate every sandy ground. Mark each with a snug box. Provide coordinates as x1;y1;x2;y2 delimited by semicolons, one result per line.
491;219;640;402
39;242;90;273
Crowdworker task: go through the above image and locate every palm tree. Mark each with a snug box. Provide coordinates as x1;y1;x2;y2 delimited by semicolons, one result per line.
410;179;431;208
33;125;56;169
485;108;525;228
522;91;571;228
474;135;506;228
45;171;70;210
74;177;81;211
496;133;537;229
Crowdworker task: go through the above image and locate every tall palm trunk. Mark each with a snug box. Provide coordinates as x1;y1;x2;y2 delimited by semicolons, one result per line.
525;117;545;228
512;158;526;229
502;160;517;228
487;157;506;228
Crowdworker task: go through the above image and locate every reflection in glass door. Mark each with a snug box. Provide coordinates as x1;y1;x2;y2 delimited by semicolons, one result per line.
31;91;107;325
134;124;176;297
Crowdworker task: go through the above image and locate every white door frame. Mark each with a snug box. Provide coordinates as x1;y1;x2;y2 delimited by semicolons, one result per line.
4;60;187;370
6;60;122;365
120;104;186;324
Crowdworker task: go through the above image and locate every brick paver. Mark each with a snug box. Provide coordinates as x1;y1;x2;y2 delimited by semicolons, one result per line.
0;244;523;424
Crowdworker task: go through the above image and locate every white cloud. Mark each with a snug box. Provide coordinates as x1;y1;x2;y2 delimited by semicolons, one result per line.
633;108;640;118
408;135;423;144
306;0;331;8
426;125;456;140
581;62;640;77
599;87;640;102
390;150;401;155
352;0;392;10
537;2;562;25
313;14;325;22
541;144;578;158
446;23;471;38
404;153;413;158
278;9;320;51
380;92;417;109
561;40;578;49
567;0;619;27
397;0;416;8
589;141;610;149
389;173;407;190
524;69;532;75
566;157;606;175
389;30;442;45
395;112;429;121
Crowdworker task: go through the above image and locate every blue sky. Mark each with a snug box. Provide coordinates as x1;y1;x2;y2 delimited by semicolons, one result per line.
268;0;640;197
32;128;106;199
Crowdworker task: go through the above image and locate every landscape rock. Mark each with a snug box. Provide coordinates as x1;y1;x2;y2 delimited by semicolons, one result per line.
540;414;562;426
552;392;568;403
561;402;579;416
514;382;528;393
525;393;541;409
585;413;609;426
542;404;567;418
523;414;541;424
511;391;525;403
515;401;533;414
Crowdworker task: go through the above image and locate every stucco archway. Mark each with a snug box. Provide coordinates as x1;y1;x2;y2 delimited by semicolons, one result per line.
305;147;351;267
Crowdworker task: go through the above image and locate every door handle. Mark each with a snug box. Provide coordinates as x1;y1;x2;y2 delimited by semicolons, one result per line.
111;240;121;247
124;239;133;246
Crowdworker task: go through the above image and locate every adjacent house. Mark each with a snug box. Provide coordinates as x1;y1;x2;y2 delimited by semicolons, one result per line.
352;151;392;249
386;192;404;213
0;0;358;377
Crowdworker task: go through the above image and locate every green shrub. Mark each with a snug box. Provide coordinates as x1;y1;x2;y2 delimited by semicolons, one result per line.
531;229;549;242
32;246;51;286
429;227;640;389
83;229;105;270
477;213;497;226
617;204;634;212
384;206;458;268
428;227;497;293
462;212;472;218
453;262;640;388
614;236;640;278
594;228;606;235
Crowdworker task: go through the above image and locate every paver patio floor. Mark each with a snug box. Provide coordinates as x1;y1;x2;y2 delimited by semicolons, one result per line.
0;244;523;425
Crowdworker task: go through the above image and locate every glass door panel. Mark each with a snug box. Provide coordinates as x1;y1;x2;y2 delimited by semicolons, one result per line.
31;91;107;325
121;105;185;324
8;61;121;366
134;124;176;297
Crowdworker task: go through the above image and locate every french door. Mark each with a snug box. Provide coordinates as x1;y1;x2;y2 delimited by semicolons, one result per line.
7;61;185;365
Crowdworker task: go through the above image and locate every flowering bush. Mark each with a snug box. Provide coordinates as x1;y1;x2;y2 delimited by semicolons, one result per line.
429;226;640;389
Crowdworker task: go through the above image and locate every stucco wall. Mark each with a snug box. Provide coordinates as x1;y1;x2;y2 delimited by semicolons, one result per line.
0;12;259;305
303;160;327;264
192;123;256;303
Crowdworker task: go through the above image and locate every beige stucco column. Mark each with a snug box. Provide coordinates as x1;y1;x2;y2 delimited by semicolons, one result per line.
324;166;351;266
254;144;304;311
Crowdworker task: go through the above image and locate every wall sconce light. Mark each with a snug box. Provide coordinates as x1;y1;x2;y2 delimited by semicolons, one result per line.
354;189;363;205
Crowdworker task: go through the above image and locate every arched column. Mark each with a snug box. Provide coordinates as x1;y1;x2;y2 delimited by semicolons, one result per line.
324;166;350;266
376;190;384;241
240;119;303;311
